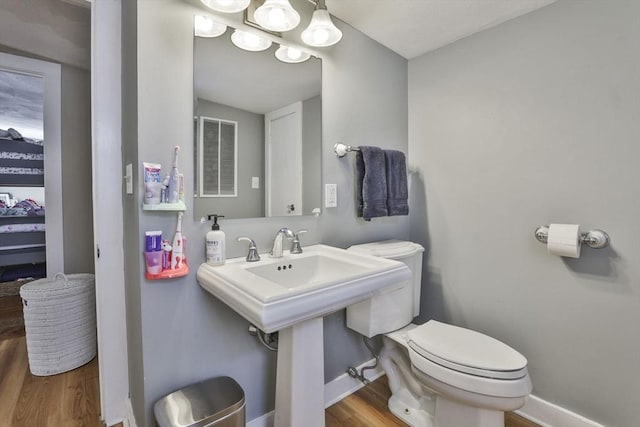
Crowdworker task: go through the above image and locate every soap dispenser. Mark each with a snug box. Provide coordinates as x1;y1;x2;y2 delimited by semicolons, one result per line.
206;214;225;266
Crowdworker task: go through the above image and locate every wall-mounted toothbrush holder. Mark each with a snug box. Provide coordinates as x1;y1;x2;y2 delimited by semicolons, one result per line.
535;226;610;249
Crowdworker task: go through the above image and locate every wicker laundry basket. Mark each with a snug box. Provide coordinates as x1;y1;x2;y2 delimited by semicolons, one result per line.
20;273;96;376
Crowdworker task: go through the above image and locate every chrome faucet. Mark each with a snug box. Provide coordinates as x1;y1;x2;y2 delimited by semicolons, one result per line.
290;229;307;254
237;237;260;262
269;227;295;258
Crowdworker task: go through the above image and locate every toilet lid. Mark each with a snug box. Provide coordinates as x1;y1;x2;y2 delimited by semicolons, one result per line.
347;240;424;259
407;321;528;380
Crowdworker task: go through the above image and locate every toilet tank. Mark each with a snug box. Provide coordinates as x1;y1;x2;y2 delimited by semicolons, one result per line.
346;240;424;337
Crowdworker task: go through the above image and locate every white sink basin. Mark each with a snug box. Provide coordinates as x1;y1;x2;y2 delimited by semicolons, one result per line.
198;243;411;426
197;244;410;333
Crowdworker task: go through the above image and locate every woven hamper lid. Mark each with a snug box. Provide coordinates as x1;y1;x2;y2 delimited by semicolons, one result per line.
20;273;95;299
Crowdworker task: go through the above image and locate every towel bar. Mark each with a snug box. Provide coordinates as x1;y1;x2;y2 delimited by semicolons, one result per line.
334;143;360;158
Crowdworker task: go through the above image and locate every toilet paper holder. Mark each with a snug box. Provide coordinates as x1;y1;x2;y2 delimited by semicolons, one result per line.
534;226;610;249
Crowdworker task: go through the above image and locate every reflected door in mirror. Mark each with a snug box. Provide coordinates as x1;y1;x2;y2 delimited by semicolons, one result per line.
265;102;302;217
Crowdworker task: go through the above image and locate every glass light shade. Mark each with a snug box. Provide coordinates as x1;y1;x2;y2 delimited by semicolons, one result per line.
275;45;311;63
231;29;272;51
301;9;342;47
253;0;300;32
200;0;250;13
194;16;227;38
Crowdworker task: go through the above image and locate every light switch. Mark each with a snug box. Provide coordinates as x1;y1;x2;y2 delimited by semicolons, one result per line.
252;176;260;189
325;184;337;207
125;163;133;194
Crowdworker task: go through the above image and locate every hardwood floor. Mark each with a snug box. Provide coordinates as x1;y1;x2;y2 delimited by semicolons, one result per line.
326;376;540;427
1;315;537;427
327;376;407;427
0;328;102;427
0;295;24;336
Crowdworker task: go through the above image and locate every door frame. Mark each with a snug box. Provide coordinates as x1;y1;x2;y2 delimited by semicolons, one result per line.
91;0;129;424
0;52;64;277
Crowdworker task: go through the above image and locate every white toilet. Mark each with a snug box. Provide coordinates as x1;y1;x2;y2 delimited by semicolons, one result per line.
346;240;532;427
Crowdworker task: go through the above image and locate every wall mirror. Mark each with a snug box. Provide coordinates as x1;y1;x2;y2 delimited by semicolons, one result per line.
193;28;322;220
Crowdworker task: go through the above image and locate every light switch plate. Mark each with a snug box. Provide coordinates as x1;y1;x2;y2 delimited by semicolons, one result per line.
125;163;133;194
252;176;260;189
325;184;337;207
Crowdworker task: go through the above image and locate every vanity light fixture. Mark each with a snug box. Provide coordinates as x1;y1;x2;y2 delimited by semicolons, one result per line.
231;29;272;51
275;45;311;63
200;0;251;14
301;0;342;47
194;15;227;38
254;0;300;32
200;0;342;48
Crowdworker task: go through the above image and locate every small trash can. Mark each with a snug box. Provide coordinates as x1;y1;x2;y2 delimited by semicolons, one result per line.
154;376;245;427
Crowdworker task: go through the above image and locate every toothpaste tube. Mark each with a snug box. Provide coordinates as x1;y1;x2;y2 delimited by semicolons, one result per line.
145;231;163;252
143;162;162;204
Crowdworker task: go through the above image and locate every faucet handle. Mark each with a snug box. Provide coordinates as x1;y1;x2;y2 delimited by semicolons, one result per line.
290;229;308;254
237;237;261;262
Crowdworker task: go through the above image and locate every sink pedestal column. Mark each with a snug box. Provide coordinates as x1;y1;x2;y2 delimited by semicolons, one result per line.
274;317;325;427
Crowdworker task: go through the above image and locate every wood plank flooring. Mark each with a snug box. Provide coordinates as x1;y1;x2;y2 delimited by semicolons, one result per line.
0;328;102;427
326;376;540;427
327;376;407;426
0;295;24;336
1;312;538;427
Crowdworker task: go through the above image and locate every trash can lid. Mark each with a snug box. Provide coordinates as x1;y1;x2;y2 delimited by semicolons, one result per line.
154;376;245;427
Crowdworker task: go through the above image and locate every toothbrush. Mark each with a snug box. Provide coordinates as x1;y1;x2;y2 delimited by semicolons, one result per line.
167;146;180;204
171;212;184;269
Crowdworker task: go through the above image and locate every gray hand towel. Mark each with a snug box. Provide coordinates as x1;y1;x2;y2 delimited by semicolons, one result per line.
356;146;388;220
384;149;409;216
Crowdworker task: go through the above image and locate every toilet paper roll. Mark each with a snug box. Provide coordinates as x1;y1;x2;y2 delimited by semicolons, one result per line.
547;224;581;258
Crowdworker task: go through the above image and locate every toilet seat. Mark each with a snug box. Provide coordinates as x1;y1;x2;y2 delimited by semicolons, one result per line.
402;321;532;399
407;320;528;380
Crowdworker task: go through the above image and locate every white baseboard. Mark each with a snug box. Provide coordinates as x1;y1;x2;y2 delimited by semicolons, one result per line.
324;358;385;407
248;361;603;427
516;394;604;427
247;358;383;427
121;398;138;427
247;410;273;427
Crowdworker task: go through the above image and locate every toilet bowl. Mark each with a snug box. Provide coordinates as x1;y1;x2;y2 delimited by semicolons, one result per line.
345;241;532;427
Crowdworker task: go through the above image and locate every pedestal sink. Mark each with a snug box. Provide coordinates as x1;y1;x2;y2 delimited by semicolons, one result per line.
197;244;410;427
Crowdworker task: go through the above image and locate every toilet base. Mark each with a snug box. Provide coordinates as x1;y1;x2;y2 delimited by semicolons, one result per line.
380;329;526;427
434;396;504;427
388;389;434;427
386;387;506;427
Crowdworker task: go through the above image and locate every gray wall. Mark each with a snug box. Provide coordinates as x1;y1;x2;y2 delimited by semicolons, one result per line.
194;98;264;219
0;0;90;70
131;1;408;425
60;65;93;274
0;0;93;275
408;1;639;426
